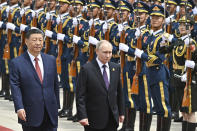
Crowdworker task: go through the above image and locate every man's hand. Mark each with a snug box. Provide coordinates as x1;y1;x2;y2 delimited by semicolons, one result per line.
17;109;26;121
79;118;89;126
119;115;124;123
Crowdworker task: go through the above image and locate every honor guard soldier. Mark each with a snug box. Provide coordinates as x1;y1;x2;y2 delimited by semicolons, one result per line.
0;0;21;101
0;0;7;98
87;0;104;60
128;5;172;130
119;1;153;130
160;15;197;131
101;0;119;63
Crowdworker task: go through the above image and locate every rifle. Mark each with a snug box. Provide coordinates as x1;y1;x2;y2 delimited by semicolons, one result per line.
88;0;95;62
32;0;37;27
119;1;125;87
104;1;110;41
182;2;192;112
44;0;52;54
18;0;26;56
131;0;142;95
3;0;12;60
56;1;63;74
69;0;79;77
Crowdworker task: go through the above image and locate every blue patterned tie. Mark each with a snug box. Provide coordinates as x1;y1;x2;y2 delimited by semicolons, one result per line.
102;65;109;89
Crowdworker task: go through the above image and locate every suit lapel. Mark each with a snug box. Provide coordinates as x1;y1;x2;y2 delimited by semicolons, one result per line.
108;62;114;91
23;52;42;85
91;60;108;91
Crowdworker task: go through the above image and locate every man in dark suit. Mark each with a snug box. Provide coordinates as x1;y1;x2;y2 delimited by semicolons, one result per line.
9;29;60;131
76;40;125;131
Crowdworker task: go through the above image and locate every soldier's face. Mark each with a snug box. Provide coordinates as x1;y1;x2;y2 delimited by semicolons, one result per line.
128;0;135;4
50;0;56;10
25;34;44;55
24;0;32;6
106;7;114;19
71;3;83;15
60;2;69;14
10;0;18;5
119;10;129;22
35;0;45;9
96;42;112;64
88;7;100;18
135;12;148;24
180;5;186;15
151;15;164;29
179;23;192;35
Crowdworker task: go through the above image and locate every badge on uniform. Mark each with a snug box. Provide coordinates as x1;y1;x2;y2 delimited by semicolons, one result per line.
112;68;115;71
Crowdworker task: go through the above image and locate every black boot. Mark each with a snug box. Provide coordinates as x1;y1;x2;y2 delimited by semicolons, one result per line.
4;74;11;100
182;121;187;131
139;112;152;131
67;92;74;121
59;89;69;118
157;116;171;131
187;122;196;131
119;107;129;131
125;108;136;131
0;73;6;97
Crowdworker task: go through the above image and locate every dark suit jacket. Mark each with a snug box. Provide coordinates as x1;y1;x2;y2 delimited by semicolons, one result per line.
9;52;60;127
76;59;124;129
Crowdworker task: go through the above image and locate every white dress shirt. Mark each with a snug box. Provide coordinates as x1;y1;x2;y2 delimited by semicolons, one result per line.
96;57;110;82
27;51;44;79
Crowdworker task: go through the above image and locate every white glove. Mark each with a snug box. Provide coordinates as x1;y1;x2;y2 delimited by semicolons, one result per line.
162;33;173;42
56;16;61;24
0;21;3;28
89;19;94;27
45;30;53;38
57;33;65;41
134;48;144;58
193;7;197;15
103;22;108;33
20;9;25;17
46;12;51;20
73;17;78;27
185;60;195;69
165;15;174;25
6;22;16;31
73;35;81;44
181;73;187;82
20;24;28;31
184;37;192;46
6;6;10;13
118;24;124;32
31;10;36;18
135;28;141;38
119;43;129;52
88;36;99;46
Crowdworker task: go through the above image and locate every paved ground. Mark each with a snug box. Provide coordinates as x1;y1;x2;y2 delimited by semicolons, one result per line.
0;77;189;131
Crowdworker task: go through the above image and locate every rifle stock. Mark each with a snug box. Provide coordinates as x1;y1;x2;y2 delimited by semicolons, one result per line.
131;35;142;95
18;14;26;56
120;30;125;87
56;21;63;74
182;45;192;109
88;22;95;62
3;10;12;60
44;19;52;53
69;25;79;77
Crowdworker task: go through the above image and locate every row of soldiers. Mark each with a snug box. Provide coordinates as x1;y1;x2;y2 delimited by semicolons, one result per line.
1;0;197;131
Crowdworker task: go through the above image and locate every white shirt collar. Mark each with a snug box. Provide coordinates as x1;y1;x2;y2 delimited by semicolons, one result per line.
50;10;55;14
10;4;18;10
27;51;42;62
24;6;30;10
0;2;7;7
35;8;44;13
94;18;99;22
140;25;146;30
96;57;109;69
76;14;82;19
107;18;114;23
151;29;163;36
181;34;191;40
61;12;69;18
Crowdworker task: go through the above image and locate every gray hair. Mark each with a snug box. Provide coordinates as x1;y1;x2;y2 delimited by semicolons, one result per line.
96;40;112;50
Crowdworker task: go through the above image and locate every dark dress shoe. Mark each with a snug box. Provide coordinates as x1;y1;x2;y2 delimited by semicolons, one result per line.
0;90;6;97
174;116;183;122
72;114;78;122
59;109;70;118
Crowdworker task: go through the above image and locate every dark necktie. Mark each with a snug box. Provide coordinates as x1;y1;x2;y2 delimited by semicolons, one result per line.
34;57;42;83
102;65;109;89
